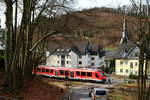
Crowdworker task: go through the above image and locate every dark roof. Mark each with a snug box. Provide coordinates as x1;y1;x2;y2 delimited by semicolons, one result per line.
119;41;136;54
71;46;82;55
50;49;70;56
49;41;105;56
105;41;139;59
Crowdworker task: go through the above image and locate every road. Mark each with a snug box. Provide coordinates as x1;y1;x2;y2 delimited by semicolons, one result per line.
71;87;90;100
63;77;124;100
66;83;113;100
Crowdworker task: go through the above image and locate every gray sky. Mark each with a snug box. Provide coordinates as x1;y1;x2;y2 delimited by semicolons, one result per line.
0;0;131;28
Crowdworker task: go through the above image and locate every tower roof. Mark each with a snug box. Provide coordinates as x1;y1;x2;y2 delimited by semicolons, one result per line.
120;17;129;44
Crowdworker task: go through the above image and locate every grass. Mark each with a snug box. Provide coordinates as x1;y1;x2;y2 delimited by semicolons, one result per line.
108;93;138;100
105;47;118;50
110;95;126;100
41;78;83;89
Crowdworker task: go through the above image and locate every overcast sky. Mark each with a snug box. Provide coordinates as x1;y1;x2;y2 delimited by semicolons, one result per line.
0;0;131;28
75;0;131;10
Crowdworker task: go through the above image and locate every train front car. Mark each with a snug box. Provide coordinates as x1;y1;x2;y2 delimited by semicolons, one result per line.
95;70;107;83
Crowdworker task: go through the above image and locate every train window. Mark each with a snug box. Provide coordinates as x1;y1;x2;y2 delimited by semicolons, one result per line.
95;73;99;78
60;70;64;75
46;69;49;73
37;68;40;72
87;72;92;77
81;72;86;76
42;68;45;72
65;71;69;75
50;69;53;73
76;71;80;76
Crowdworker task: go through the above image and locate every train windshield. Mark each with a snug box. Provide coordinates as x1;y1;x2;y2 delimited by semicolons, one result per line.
99;71;105;77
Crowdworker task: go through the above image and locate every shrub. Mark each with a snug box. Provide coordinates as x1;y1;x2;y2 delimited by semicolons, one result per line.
129;73;138;79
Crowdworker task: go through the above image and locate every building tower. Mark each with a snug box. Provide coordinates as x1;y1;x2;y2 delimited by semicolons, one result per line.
120;17;129;44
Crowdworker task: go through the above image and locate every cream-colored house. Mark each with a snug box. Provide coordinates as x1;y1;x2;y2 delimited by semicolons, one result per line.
115;59;150;76
115;59;139;76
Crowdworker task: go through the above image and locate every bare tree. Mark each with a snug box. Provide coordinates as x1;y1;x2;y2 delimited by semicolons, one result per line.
3;0;74;93
130;0;150;100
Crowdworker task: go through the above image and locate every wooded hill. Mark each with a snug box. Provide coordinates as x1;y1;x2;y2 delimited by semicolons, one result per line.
39;7;139;50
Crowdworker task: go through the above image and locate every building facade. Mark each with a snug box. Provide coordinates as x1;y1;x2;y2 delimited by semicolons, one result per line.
46;42;105;68
115;59;139;76
115;18;150;76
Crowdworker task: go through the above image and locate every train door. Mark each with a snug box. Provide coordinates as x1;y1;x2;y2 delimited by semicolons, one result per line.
55;70;58;77
70;71;74;78
65;70;69;80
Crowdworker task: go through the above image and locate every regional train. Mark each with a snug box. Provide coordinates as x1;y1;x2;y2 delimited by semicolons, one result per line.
33;65;107;83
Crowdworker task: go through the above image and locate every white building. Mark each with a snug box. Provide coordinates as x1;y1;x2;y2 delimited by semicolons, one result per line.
46;42;105;68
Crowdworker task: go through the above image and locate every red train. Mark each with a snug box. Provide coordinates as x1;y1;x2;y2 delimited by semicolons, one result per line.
33;65;107;83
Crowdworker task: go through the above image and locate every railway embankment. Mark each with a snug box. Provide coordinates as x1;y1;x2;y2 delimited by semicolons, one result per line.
0;73;67;100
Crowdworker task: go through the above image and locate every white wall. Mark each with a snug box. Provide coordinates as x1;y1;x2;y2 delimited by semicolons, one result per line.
70;51;78;67
65;54;72;67
46;50;105;68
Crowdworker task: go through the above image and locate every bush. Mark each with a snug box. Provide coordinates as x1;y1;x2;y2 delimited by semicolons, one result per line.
129;73;138;79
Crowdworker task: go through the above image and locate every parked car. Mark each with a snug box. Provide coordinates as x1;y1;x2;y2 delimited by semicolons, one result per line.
91;88;107;100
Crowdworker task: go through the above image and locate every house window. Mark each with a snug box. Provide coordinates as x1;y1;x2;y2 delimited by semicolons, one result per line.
135;62;138;66
91;63;94;66
126;69;128;73
61;55;65;59
91;57;94;60
120;69;123;73
130;62;133;68
135;71;138;74
66;61;69;64
120;61;123;65
79;61;82;65
58;55;59;58
125;61;128;65
57;61;59;64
